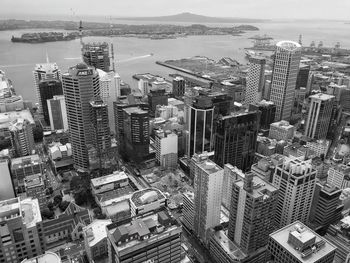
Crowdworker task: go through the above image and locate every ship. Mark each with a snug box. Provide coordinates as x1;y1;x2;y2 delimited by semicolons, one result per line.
11;31;79;43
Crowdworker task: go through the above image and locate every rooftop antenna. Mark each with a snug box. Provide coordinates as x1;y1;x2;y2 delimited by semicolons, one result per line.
298;34;302;46
70;8;84;62
45;50;50;63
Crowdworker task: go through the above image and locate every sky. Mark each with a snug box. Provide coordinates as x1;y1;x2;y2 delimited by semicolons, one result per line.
1;0;349;21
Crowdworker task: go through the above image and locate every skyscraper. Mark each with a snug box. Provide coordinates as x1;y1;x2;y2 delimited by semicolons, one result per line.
186;96;214;158
248;100;276;133
82;42;110;72
228;172;278;258
272;157;317;227
305;93;335;139
122;106;149;162
268;221;336;263
244;56;266;105
173;76;185;97
148;88;168;114
213;110;260;172
62;63;100;170
38;79;63;124
33;62;61;114
269;41;301;121
9;118;35;157
47;95;68;131
192;153;223;242
89;98;111;168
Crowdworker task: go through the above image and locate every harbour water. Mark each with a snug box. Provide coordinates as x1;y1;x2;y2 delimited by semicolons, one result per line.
0;20;349;102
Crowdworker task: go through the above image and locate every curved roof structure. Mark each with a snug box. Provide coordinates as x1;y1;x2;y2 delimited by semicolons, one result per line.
276;40;301;52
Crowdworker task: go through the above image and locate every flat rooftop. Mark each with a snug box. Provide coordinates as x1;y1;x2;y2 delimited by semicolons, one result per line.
123;106;148;115
309;93;335;101
212;230;246;260
193;154;223;175
24;173;44;188
130;188;166;208
270;221;336;263
91;171;128;188
270;120;294;129
234;174;278;199
21;251;61;263
11;155;42;170
84;219;112;248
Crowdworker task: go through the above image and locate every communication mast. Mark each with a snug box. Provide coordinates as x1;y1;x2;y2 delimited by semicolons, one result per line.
109;17;116;72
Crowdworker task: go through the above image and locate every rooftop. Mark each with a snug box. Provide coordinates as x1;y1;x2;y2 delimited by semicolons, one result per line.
0;109;34;130
0;198;42;228
309;93;335;101
212;230;246;260
34;62;59;73
91;171;128;188
11;155;42;170
276;40;301;51
21;251;61;263
271;120;294;129
234;174;278;199
108;211;180;252
192;153;223;174
270;221;336;262
24;173;44;188
130;188;166;208
123;106;148;115
84;219;112;248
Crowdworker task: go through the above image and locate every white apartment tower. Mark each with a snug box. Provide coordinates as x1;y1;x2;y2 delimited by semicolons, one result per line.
327;164;350;189
191;153;224;242
270;41;301;121
244;56;266;105
33;62;61;113
305;93;335;139
155;130;178;168
273;157;317;228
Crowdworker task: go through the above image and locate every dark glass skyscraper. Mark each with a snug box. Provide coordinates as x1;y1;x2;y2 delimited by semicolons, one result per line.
38;79;63;124
214;110;260;172
173;76;185;97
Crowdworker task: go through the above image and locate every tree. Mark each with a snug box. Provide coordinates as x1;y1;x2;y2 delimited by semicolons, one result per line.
41;209;54;219
74;190;87;206
33;125;44;142
59;201;70;211
0;137;11;151
53;195;62;206
70;176;82;190
47;201;54;211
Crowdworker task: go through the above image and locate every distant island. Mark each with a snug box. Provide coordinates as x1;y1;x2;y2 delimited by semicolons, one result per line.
117;12;268;23
8;19;259;43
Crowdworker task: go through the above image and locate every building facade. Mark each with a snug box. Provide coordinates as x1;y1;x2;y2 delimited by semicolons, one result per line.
82;42;110;72
269;120;294;141
9;118;34;157
273;157;317;227
192;153;224;242
38;79;63;124
244;56;266;105
47;95;68;131
173;76;185;97
155;130;178;168
62;63;100;170
269;41;301;121
214;110;260;172
305;93;335;139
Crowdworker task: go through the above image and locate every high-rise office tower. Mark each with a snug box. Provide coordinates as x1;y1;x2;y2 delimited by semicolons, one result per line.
192;153;223;241
62;63;100;170
249;100;276;134
221;164;245;209
269;41;301;121
0;198;45;263
268;221;336;263
82;42;110;72
273;157;317;227
38;79;63;124
148;88;168;114
305;93;335;139
89;98;111;167
296;64;310;89
173;76;185;97
244;56;266;105
9;118;35;157
186;96;214;158
33;62;61;114
47;95;68;131
123;106;149;162
309;183;343;229
228;172;278;258
214;110;260;172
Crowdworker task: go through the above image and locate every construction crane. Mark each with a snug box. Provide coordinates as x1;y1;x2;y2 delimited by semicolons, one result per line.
109;16;116;72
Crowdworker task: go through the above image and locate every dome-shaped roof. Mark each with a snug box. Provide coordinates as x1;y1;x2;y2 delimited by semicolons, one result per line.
76;63;88;69
276;40;301;51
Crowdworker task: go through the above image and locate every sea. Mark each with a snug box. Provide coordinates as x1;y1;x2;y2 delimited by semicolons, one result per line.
0;19;349;102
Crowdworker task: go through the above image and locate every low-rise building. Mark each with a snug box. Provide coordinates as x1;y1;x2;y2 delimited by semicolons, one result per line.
84;219;112;262
268;221;337;263
107;210;182;263
91;171;129;195
20;251;61;263
269;120;295;141
129;188;167;217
